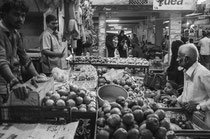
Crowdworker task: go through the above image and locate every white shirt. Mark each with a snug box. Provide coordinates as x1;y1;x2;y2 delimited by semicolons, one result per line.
39;28;67;73
198;37;210;55
177;61;210;127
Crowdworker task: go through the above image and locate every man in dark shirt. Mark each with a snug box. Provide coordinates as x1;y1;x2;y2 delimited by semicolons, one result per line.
0;0;39;104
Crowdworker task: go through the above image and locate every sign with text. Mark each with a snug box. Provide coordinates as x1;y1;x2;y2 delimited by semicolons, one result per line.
92;0;129;5
153;0;197;10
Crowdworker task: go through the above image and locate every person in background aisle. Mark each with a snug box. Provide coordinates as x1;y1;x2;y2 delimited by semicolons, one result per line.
117;30;130;58
106;33;116;57
166;40;184;93
0;0;41;104
131;33;144;58
40;14;67;76
163;35;170;51
175;43;210;127
131;33;139;46
197;31;210;70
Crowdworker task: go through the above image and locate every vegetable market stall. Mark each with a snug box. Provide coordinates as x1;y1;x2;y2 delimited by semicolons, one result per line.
1;65;99;139
95;68;210;139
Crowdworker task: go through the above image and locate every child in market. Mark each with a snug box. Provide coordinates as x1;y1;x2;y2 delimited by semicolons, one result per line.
154;80;179;106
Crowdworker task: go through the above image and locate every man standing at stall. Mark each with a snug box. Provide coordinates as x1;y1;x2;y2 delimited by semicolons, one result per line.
40;14;67;75
0;0;40;104
176;43;210;127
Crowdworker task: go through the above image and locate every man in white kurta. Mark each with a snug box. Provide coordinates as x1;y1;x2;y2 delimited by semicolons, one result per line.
177;43;210;127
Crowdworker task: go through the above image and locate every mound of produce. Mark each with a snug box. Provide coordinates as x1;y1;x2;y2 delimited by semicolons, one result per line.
96;96;176;139
42;83;97;113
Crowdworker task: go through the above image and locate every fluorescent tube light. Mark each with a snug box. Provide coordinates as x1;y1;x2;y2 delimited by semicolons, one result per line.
163;21;170;24
185;13;202;17
106;19;120;23
108;24;119;26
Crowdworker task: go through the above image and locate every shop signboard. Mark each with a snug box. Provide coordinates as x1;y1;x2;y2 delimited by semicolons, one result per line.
92;0;129;5
194;19;209;25
153;0;197;10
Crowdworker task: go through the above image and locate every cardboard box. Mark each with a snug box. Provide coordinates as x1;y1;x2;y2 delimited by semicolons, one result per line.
9;77;54;106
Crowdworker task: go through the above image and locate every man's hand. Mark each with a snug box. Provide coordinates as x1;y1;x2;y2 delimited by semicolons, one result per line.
12;83;29;100
182;101;197;113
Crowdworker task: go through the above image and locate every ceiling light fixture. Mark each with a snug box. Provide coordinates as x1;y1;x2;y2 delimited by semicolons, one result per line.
163;21;170;24
106;19;120;23
108;24;119;26
185;12;202;17
115;26;122;29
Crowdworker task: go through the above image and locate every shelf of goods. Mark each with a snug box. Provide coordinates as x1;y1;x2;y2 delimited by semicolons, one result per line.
0;73;98;139
69;56;150;73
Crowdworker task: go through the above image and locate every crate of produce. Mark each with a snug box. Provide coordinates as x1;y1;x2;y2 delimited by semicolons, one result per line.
0;106;71;124
42;81;98;139
160;107;210;138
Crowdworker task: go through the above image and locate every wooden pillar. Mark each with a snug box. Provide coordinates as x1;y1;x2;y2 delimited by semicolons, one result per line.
155;18;163;47
98;13;106;57
169;12;182;62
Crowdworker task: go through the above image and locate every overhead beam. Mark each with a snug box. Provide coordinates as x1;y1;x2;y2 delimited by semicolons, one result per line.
94;19;145;24
93;5;153;13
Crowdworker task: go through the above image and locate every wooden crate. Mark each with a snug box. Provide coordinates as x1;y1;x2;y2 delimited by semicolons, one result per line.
160;107;210;138
0;106;71;124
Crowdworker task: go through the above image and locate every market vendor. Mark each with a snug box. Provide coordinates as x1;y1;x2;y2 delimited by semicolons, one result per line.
176;43;210;127
40;14;67;76
0;0;40;104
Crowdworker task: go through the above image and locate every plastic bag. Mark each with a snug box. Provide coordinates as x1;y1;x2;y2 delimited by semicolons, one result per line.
52;67;71;82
